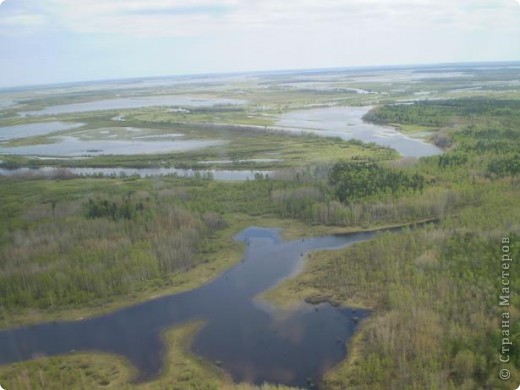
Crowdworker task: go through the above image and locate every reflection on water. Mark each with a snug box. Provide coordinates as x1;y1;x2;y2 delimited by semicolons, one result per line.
0;227;384;389
276;106;442;157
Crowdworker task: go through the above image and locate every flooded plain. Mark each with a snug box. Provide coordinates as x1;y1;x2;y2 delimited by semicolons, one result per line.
0;137;225;157
20;96;245;116
1;105;442;159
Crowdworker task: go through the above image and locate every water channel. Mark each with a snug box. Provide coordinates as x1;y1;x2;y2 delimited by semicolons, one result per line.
0;227;395;389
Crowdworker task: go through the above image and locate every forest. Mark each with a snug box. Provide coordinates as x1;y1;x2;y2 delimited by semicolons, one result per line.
0;187;228;310
269;97;520;389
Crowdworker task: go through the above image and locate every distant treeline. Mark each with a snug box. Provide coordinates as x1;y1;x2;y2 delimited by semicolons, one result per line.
363;97;520;127
363;98;520;179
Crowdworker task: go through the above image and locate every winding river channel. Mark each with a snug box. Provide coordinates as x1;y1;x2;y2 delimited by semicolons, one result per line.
0;227;399;389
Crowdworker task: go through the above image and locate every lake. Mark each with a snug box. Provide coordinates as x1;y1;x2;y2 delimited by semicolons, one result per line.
276;106;442;157
0;227;389;389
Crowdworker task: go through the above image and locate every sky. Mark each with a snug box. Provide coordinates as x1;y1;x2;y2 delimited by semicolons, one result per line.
0;0;519;88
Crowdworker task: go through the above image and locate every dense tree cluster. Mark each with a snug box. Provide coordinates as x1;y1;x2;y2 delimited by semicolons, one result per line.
488;154;520;177
456;126;520;155
328;162;425;203
363;97;520;127
437;152;468;168
0;193;227;309
316;205;520;389
366;98;520;181
84;198;144;220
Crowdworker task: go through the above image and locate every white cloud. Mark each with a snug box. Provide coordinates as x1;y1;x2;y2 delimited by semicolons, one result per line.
1;0;518;37
0;13;45;26
37;0;241;37
0;0;49;35
0;0;518;87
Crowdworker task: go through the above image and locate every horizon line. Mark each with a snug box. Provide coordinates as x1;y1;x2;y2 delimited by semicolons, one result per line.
1;59;519;92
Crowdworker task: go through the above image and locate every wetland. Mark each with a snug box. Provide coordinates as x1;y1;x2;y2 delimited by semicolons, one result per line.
1;63;519;389
0;227;385;389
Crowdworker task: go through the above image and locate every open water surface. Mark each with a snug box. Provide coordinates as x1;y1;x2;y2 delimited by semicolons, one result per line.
0;227;388;389
276;106;442;157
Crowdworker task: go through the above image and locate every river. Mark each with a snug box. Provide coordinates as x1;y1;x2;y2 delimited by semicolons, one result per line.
0;227;392;389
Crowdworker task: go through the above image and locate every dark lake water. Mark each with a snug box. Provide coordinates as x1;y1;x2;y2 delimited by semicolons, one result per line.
0;227;385;389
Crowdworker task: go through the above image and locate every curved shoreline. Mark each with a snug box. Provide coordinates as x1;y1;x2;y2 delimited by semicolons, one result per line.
0;220;433;389
0;216;437;332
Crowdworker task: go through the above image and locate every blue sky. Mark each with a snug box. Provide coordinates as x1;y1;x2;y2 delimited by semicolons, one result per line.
0;0;519;88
